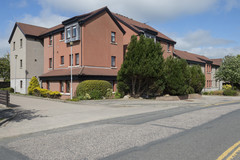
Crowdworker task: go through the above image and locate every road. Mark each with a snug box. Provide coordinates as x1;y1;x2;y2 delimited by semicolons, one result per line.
0;98;240;159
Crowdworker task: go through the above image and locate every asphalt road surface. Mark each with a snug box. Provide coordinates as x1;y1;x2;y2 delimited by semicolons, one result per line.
0;101;240;160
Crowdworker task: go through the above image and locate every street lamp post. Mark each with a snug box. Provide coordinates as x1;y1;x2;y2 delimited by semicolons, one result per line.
14;55;18;93
70;41;73;99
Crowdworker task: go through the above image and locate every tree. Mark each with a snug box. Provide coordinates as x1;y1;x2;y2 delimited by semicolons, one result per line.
28;77;40;95
0;53;10;82
117;35;165;97
189;65;205;93
164;57;193;95
215;55;240;86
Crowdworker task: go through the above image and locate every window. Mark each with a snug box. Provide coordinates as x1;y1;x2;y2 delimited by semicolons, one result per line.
49;58;52;68
167;43;170;52
60;81;64;92
47;81;50;90
49;36;53;45
75;53;79;65
20;39;22;48
20;59;22;68
111;56;116;67
111;32;116;43
69;54;73;66
66;81;70;93
72;26;77;37
61;32;64;40
67;28;71;39
13;42;15;51
61;56;64;65
20;80;23;88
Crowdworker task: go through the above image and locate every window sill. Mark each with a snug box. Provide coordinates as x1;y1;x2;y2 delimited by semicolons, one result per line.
48;45;53;47
60;64;64;66
59;40;64;42
167;50;171;53
110;42;117;45
48;68;53;70
61;93;70;95
111;67;117;69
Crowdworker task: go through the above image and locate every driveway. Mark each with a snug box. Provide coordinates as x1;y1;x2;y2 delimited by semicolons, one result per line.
0;94;240;139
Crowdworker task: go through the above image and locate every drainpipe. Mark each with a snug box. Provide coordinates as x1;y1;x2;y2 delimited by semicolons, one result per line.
52;34;55;70
81;26;83;67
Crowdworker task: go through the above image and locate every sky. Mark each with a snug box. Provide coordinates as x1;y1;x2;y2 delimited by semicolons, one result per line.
0;0;240;58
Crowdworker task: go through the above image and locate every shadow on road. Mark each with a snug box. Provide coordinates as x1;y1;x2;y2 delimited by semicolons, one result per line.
12;109;47;122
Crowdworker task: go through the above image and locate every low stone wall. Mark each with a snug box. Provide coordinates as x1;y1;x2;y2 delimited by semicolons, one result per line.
156;94;202;101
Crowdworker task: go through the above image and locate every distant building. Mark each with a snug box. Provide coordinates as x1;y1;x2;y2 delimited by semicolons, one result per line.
174;49;222;91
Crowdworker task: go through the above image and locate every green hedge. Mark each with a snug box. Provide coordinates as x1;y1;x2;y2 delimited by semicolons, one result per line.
223;89;238;96
0;87;14;93
76;80;112;99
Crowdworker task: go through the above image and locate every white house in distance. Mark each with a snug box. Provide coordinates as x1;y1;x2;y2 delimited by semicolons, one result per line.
8;22;47;94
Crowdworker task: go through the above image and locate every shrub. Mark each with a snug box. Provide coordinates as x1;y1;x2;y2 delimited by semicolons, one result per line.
223;89;238;96
223;84;232;90
164;57;192;95
0;87;14;93
105;88;114;99
212;90;223;95
33;87;61;99
28;77;40;95
189;65;205;93
76;80;112;98
202;92;209;95
114;91;123;99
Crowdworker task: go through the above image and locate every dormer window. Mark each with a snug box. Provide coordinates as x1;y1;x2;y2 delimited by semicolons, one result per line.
72;26;77;37
49;36;53;45
66;28;71;39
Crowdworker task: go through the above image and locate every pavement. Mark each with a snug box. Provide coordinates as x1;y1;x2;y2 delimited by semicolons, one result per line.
0;94;240;139
0;95;239;160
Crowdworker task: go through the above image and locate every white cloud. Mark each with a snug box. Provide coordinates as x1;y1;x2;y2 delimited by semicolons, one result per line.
20;8;68;28
173;29;239;58
175;29;233;50
224;0;240;11
0;38;10;57
189;47;240;58
37;0;219;22
18;0;27;8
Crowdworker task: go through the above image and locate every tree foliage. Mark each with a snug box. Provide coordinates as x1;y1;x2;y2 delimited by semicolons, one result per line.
28;76;40;95
189;65;205;93
215;55;240;86
164;57;193;95
0;53;10;82
117;35;165;97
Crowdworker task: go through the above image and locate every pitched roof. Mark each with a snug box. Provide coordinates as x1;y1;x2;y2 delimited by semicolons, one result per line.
9;22;48;43
40;24;64;36
174;49;212;64
39;67;118;77
113;13;176;44
211;58;222;66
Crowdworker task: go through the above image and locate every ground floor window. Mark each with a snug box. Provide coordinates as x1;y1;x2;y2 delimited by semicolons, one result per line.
20;80;22;88
66;81;70;93
47;81;50;90
60;81;64;92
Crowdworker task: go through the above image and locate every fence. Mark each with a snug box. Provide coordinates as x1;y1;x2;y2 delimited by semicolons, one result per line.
0;90;9;107
0;82;10;88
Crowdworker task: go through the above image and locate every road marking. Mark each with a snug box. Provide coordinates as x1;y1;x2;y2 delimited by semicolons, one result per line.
226;146;240;160
217;141;240;160
203;101;240;108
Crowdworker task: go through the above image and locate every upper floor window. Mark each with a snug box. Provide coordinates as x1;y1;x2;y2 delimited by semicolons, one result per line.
75;53;79;65
66;28;71;39
20;59;23;68
111;56;116;67
69;54;73;66
20;39;22;48
72;26;77;37
60;56;64;65
49;36;53;45
13;42;15;51
61;32;64;40
167;43;170;52
111;32;116;43
49;58;52;68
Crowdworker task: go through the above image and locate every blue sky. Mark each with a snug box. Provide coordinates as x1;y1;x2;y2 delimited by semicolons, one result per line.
0;0;240;58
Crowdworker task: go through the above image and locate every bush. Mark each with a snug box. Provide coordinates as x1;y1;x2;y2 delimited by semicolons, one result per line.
0;87;14;93
76;80;112;98
202;92;209;95
189;65;205;93
223;89;238;96
223;84;232;90
105;88;114;99
33;87;61;99
114;91;123;99
28;77;40;95
212;90;223;95
164;57;192;95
